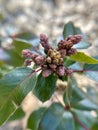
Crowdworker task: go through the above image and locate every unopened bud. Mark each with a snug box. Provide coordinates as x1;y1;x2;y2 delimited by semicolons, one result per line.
55;52;61;59
53;59;59;64
58;40;65;49
48;49;55;58
59;49;66;58
59;58;64;64
65;68;73;76
46;57;52;63
49;64;57;71
40;34;48;44
40;34;52;54
22;49;34;58
66;35;82;44
67;48;77;56
64;41;73;49
56;66;65;76
34;55;45;66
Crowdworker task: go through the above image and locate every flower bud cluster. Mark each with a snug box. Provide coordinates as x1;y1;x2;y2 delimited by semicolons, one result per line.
22;49;45;66
57;35;82;57
22;34;82;78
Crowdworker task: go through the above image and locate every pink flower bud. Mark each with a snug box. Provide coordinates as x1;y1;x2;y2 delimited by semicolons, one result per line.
34;55;45;66
42;68;52;77
40;34;48;43
49;64;57;71
56;66;65;76
65;68;73;76
67;48;77;56
66;35;82;44
40;34;48;47
58;40;65;49
58;40;73;50
22;49;34;58
40;34;52;54
59;49;66;58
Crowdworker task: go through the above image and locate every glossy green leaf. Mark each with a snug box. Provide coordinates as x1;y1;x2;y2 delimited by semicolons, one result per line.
6;49;24;67
84;62;98;71
27;107;46;130
63;77;72;106
73;99;98;111
70;52;98;64
69;62;84;71
63;77;85;105
8;107;25;121
64;57;75;67
0;67;36;126
72;109;94;130
63;21;77;39
84;71;98;82
84;63;98;82
38;103;75;130
33;73;57;102
73;40;91;49
85;86;98;105
16;32;36;40
13;39;32;55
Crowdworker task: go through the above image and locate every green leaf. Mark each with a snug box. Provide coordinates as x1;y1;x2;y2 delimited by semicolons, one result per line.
84;71;98;82
6;49;24;67
8;107;25;121
85;86;98;105
13;39;32;55
84;61;98;71
63;21;77;39
72;109;94;130
70;52;98;64
67;77;98;110
64;57;75;67
27;107;46;130
73;40;91;49
69;62;84;70
84;62;98;82
33;73;57;102
15;32;36;40
0;67;36;126
38;103;75;130
63;77;72;106
63;77;85;105
72;99;98;111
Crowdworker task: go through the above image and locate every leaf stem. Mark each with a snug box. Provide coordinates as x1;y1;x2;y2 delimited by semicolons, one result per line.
33;67;42;73
72;113;90;130
73;69;85;73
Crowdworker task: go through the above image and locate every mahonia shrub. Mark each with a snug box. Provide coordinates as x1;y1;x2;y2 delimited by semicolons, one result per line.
0;22;98;130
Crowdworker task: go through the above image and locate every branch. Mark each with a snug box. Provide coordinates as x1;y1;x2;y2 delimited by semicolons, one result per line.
73;69;85;73
73;69;98;73
72;113;90;130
